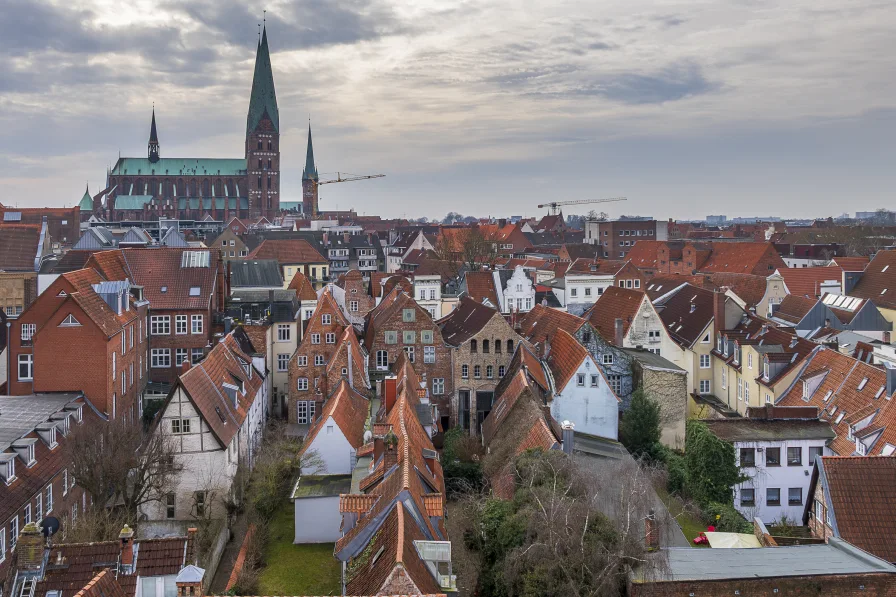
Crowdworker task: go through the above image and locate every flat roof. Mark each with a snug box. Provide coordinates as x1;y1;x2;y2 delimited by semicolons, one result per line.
638;538;896;583
0;394;82;451
621;348;686;373
291;474;352;499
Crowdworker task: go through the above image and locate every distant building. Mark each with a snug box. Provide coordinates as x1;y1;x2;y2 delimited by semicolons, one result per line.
706;215;728;225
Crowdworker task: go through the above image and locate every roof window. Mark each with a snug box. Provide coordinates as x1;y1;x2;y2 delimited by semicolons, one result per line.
189;286;201;296
858;377;869;391
161;286;168;293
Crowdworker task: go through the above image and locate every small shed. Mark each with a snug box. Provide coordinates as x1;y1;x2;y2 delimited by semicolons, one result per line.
291;474;352;543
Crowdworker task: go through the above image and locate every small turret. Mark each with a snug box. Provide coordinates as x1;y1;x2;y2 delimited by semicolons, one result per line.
148;109;160;163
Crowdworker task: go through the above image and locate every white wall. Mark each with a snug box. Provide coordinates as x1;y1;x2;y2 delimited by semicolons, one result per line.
565;274;614;308
294;496;343;543
501;266;536;314
734;438;830;524
550;356;619;440
306;415;356;475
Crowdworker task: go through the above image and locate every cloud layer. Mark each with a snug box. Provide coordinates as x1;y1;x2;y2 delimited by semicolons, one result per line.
1;0;894;220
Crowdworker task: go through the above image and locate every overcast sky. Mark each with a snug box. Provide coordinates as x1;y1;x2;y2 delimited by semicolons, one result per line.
1;0;894;220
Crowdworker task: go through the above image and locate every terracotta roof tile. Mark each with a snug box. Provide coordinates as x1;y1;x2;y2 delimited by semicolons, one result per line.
778;266;844;298
774;295;818;324
586;286;645;344
699;242;785;275
849;250;896;310
820;456;896;562
301;379;370;455
545;328;589;391
72;569;127;597
462;271;498;306
286;269;317;301
831;257;870;271
247;238;326;264
517;304;585;352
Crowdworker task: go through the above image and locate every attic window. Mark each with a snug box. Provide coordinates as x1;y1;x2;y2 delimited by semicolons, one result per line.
883;265;890;273
161;286;168;293
60;314;81;327
189;287;201;296
370;545;386;568
875;386;886;399
882;289;888;295
56;291;67;298
857;377;869;391
835;412;845;424
823;390;833;402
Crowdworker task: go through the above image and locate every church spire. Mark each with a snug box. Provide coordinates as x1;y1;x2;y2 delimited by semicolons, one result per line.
148;108;160;163
302;122;318;182
246;24;279;135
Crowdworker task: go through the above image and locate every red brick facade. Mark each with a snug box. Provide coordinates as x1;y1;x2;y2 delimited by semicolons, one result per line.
338;270;375;317
7;270;147;421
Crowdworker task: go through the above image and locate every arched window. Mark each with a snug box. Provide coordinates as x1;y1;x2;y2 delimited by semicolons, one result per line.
257;140;262;150
495;339;502;353
470;339;477;353
190;180;197;197
267;140;272;150
177;180;185;196
202;180;210;197
483;340;490;354
215;179;222;196
507;339;514;354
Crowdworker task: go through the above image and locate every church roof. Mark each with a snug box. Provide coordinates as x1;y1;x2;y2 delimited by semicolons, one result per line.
302;124;318;181
111;157;247;177
114;196;154;210
149;108;159;144
78;187;93;211
246;26;279;134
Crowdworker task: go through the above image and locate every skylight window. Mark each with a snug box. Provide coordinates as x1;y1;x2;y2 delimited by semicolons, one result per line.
161;286;168;293
883;265;890;273
858;377;869;391
835;412;845;424
189;287;201;296
823;390;833;402
882;289;888;295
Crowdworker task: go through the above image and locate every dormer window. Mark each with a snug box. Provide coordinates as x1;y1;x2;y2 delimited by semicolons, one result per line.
763;359;770;380
857;439;867;456
0;455;16;484
802;382;809;400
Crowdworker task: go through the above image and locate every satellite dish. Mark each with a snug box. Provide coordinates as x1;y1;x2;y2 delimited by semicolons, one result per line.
41;516;60;538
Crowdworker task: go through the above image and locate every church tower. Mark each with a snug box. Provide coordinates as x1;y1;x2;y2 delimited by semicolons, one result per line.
148;108;160;163
245;25;280;220
302;124;319;217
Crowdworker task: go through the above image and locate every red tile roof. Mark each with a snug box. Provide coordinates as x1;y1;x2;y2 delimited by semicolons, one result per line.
301;379;370;455
545;328;589;391
778;266;843;299
176;332;264;447
0;224;42;270
819;456;896;563
586;286;645;344
655;284;716;347
773;295;818;324
517;304;586;352
849;250;896;310
699;242;785;275
287;269;317;301
72;569;127;597
831;257;870;271
625;240;666;269
248;238;326;264
463;271;498;306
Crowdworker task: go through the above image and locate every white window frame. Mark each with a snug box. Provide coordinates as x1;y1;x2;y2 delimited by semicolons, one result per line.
699;379;711;394
700;354;711;369
151;348;171;368
277;354;289;371
297;378;309;391
191;314;203;334
175;315;188;335
424;346;435;364
277;324;291;342
151;315;170;335
432;378;444;395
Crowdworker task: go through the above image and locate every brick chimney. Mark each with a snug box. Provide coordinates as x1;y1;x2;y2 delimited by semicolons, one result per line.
373;435;385;464
119;524;135;573
186;527;198;565
713;291;727;331
383;376;398;414
16;522;45;572
181;359;192;375
614;318;624;347
383;429;399;471
175;564;206;597
645;510;660;551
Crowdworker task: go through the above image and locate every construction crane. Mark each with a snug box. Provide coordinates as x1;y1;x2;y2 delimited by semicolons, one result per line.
315;172;385;186
538;197;627;215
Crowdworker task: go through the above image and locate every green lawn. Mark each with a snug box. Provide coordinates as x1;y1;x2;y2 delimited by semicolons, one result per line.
655;486;709;548
258;505;342;595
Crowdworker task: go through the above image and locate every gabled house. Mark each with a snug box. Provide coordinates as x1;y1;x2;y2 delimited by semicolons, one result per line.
333;354;453;594
438;296;526;433
587;286;680;359
459;266;537;314
365;286;453;423
144;330;267;522
7;268;149;421
805;456;896;563
247;238;329;287
292;379;370;543
210;227;249;261
286;269;318;321
545;328;620;440
844;249;896;327
770;293;891;339
336;269;376;317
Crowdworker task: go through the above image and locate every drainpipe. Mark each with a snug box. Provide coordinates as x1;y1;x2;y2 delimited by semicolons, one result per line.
5;321;10;393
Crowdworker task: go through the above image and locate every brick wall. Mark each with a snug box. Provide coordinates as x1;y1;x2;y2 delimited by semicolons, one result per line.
148;308;212;385
451;313;526;432
630;573;896;596
341;273;375;317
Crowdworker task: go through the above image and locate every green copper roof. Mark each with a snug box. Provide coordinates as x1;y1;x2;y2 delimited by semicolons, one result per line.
78;187;93;211
114;195;154;210
111;158;247;176
246;27;279;134
302;124;318;181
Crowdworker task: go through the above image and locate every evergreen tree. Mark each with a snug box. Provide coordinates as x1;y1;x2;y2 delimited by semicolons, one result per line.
619;388;663;462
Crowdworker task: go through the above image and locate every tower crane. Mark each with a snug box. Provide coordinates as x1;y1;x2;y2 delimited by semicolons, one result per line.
537;197;627;215
314;172;385;187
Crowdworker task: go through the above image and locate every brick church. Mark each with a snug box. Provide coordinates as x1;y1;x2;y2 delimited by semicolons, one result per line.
79;27;320;223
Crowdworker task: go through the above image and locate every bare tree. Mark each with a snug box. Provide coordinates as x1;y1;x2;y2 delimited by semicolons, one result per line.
68;416;183;517
460;227;498;271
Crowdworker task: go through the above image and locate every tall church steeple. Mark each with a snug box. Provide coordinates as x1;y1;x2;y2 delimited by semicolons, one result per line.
245;23;281;220
302;123;319;217
148;108;160;163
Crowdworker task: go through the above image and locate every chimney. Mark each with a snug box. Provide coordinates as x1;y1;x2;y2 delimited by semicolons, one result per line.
186;527;198;565
383;376;398;414
561;420;575;455
181;359;192;375
119;524;135;573
16;522;44;572
373;436;385;464
886;362;896;399
383;430;399;470
614;318;624;347
713;291;726;331
175;564;206;597
224;316;232;335
645;510;660;551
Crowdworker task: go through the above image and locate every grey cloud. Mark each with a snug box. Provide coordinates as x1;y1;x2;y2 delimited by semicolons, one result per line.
589;61;717;104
